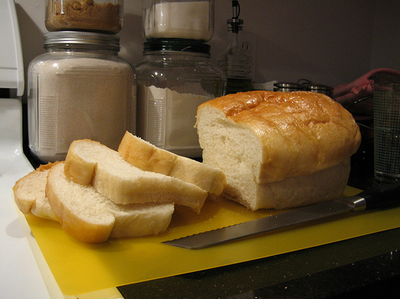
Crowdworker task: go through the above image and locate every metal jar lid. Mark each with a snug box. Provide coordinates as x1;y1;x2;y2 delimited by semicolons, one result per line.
274;82;303;92
304;84;333;96
44;31;120;52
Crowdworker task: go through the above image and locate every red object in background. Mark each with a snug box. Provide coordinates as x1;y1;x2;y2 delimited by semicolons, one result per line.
333;68;400;117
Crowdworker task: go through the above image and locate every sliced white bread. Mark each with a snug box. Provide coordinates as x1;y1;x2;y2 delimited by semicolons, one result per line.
118;131;227;195
13;162;58;221
46;162;175;243
196;91;361;210
64;139;208;213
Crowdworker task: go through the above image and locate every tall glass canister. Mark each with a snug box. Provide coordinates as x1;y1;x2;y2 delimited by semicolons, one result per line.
135;40;225;158
27;31;136;163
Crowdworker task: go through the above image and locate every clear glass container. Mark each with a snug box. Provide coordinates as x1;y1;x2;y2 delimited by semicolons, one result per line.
45;0;124;33
135;40;225;158
216;1;252;94
142;0;214;41
27;31;136;163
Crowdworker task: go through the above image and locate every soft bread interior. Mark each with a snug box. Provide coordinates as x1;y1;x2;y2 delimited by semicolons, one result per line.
65;140;207;213
46;162;115;243
13;162;58;221
46;162;174;242
196;106;263;184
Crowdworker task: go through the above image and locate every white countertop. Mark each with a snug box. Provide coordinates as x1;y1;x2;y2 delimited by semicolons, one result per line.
0;98;53;299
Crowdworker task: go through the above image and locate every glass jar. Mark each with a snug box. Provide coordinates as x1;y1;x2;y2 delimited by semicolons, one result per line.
45;0;124;33
142;0;214;41
135;40;225;158
27;31;136;163
216;1;252;94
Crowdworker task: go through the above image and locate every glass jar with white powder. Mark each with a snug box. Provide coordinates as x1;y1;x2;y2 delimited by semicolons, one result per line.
135;40;225;158
27;31;136;163
142;0;214;41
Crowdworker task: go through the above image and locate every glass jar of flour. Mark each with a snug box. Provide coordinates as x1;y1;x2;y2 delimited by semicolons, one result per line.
142;0;214;41
27;31;136;162
135;40;225;158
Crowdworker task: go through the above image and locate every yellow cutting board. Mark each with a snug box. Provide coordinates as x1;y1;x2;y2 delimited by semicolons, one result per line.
24;186;400;296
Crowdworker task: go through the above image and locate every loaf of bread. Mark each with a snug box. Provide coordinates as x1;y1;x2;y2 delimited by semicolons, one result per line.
46;162;174;243
118;131;227;195
13;162;58;221
196;91;361;210
64;139;208;213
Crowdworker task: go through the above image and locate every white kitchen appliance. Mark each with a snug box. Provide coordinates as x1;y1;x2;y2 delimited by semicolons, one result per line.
0;1;60;298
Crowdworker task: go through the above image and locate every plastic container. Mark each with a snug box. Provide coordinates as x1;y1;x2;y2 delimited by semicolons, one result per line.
27;31;136;162
142;0;214;41
135;40;225;158
45;0;124;33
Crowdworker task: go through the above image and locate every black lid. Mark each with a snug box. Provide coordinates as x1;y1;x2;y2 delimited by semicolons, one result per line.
143;40;210;54
228;0;243;33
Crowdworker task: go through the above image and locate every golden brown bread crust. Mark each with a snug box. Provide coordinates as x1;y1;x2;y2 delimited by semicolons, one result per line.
118;132;177;175
118;131;227;195
198;91;361;183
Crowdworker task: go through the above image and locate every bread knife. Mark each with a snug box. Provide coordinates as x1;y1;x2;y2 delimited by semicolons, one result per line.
162;182;400;249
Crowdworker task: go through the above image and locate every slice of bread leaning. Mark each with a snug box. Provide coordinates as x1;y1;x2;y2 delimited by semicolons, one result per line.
196;91;361;210
64;139;208;213
46;162;174;243
118;131;227;196
13;162;58;221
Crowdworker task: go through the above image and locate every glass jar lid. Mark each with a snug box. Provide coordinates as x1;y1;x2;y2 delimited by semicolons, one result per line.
44;31;120;51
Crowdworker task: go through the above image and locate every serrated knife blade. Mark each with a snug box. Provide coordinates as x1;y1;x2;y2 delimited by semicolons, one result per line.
163;182;400;249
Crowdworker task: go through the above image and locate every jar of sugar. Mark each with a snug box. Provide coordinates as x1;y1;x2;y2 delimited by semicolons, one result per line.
27;31;136;163
45;0;124;33
135;40;225;158
142;0;215;41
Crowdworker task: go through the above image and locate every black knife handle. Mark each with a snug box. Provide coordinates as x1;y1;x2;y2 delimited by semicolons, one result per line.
358;181;400;210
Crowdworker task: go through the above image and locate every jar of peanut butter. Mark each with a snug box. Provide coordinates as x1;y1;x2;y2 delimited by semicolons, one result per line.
45;0;123;33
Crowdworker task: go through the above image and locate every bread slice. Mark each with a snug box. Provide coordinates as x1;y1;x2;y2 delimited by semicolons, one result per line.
118;131;227;195
46;162;174;243
64;139;207;213
13;162;58;221
196;91;361;210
